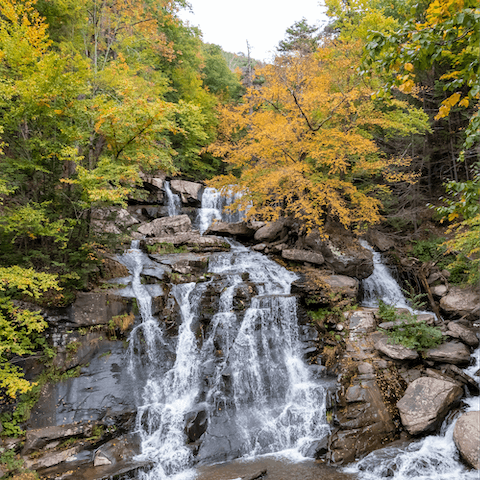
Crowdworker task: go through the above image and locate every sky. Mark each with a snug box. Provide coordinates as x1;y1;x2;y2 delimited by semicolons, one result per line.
179;0;328;62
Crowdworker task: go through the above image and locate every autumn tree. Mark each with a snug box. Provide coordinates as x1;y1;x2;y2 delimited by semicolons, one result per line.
209;40;430;231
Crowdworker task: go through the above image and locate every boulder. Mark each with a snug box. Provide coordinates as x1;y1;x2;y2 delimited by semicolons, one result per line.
93;433;141;466
254;219;287;243
440;286;480;319
347;309;376;336
282;249;324;265
365;230;395;252
453;411;480;469
323;275;359;299
170;179;203;206
431;284;448;297
140;172;166;191
137;214;191;237
301;229;373;279
374;334;419;361
397;377;463;435
425;341;471;365
205;221;255;239
447;322;479;347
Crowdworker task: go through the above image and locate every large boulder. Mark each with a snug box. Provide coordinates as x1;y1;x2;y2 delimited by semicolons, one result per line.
145;233;230;252
397;377;463;435
282;249;324;265
453;411;480;469
440;286;480;319
447;322;479;347
424;341;471;365
137;214;191;237
254;219;288;243
300;229;373;279
365;230;395;252
205;221;255;239
170;179;203;206
323;275;359;299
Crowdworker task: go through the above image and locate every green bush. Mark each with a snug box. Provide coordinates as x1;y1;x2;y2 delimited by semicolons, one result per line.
377;300;443;351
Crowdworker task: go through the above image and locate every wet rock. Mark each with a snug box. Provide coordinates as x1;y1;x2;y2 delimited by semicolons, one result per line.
453;411;480;469
254;219;287;243
400;368;423;385
170;179;203;206
425;341;471;365
325;275;359;299
205;221;255;239
282;249;325;265
397;377;463;435
138;214;192;237
185;409;208;442
447;322;479;347
374;334;419;361
252;243;266;251
28;342;138;429
241;469;267;480
440;287;480;319
93;433;142;466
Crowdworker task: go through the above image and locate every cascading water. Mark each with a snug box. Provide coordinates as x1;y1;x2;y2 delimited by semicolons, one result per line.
197;187;245;234
359;240;411;310
164;180;182;217
343;345;480;480
342;242;480;480
119;240;330;479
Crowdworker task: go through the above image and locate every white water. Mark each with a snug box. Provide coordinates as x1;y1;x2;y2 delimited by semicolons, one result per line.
197;187;246;234
120;240;329;479
344;242;480;480
165;180;182;216
359;240;411;310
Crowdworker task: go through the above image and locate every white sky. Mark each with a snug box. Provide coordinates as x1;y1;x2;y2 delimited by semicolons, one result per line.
179;0;328;62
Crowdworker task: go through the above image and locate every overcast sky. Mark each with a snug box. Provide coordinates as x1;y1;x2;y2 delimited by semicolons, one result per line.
179;0;328;62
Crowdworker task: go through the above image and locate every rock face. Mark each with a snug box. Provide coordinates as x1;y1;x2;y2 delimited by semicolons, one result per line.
137;214;192;237
425;341;471;365
170;179;203;206
453;411;480;469
397;377;463;435
91;207;140;235
323;275;359;299
440;286;480;319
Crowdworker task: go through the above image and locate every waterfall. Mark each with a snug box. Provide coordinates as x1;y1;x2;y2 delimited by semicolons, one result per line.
119;241;329;479
197;187;245;234
164;180;181;216
344;242;480;480
360;239;411;310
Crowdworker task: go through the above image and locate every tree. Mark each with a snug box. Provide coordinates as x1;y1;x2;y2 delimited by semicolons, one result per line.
277;18;321;55
208;40;430;231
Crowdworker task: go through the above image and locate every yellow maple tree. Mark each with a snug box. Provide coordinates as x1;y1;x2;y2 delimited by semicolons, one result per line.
208;40;429;230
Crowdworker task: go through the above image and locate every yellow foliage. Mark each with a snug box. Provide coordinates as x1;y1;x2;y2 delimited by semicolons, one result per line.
209;41;426;231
